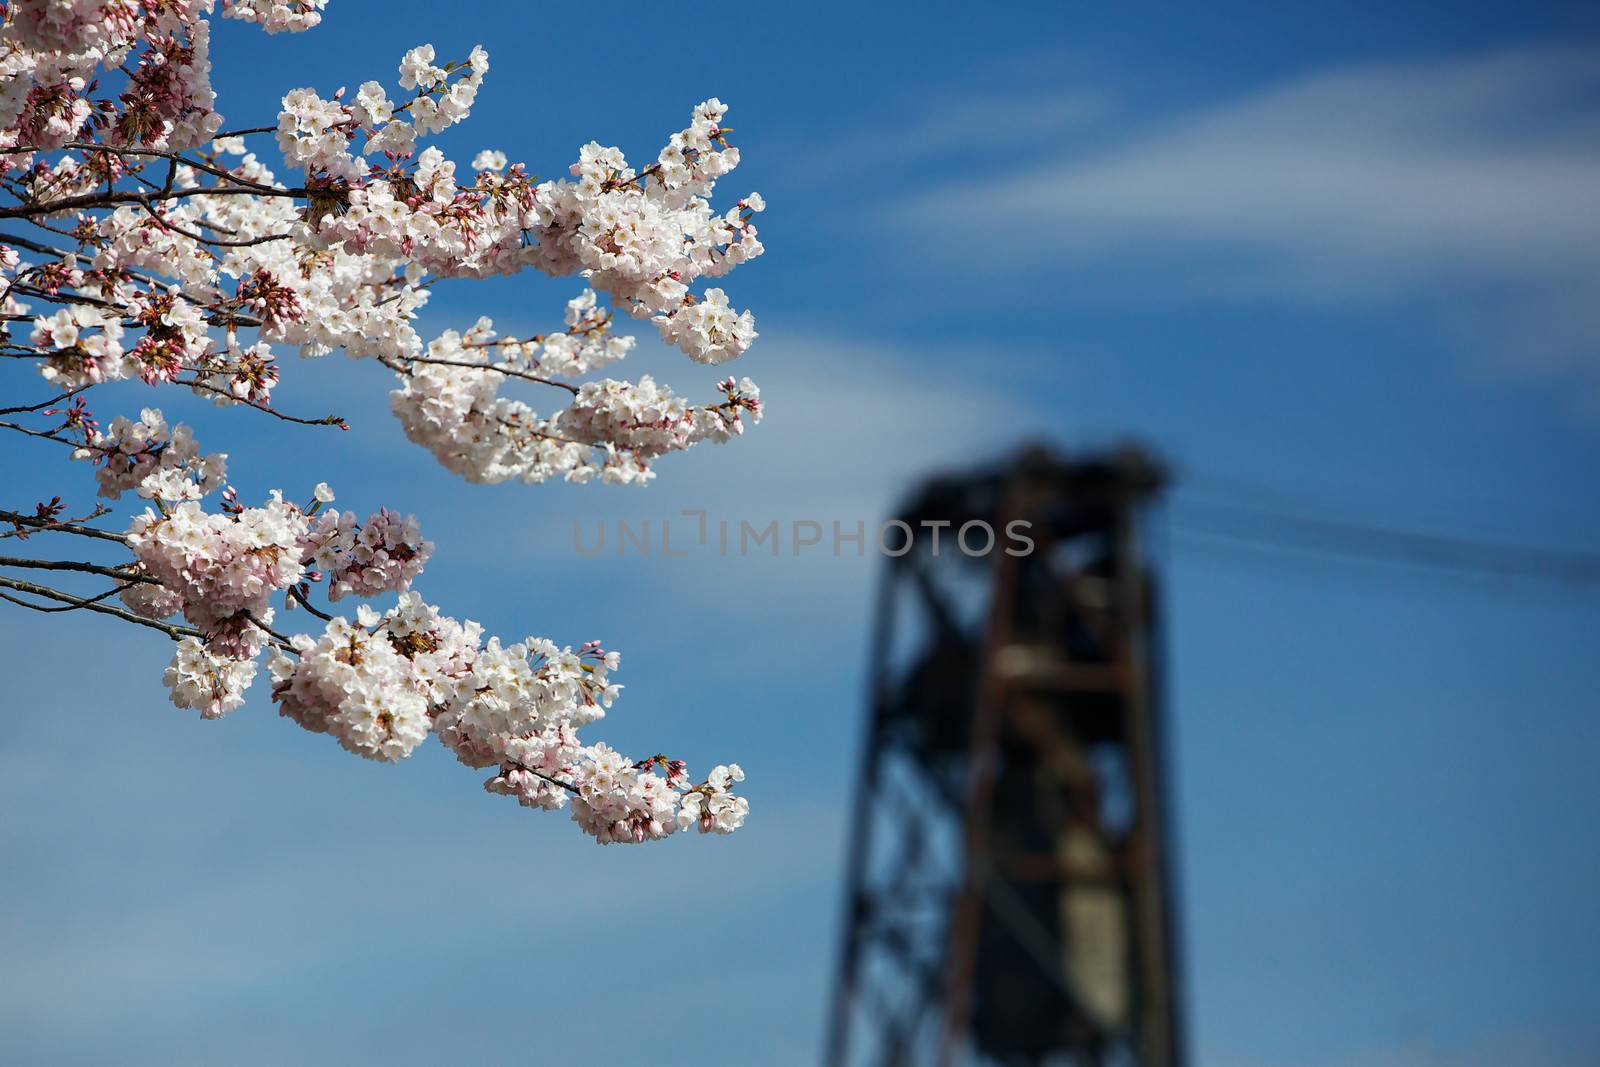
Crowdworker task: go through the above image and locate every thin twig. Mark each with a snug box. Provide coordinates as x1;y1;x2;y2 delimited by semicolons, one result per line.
287;584;335;622
0;231;74;258
0;574;201;640
6;141;301;195
508;759;582;797
0;508;128;544
211;126;278;139
0;554;151;582
0;383;91;415
245;609;293;646
0;418;79;448
179;378;346;428
1;183;311;221
0;233;254;324
11;282;131;315
390;352;580;394
0;582;133;613
130;196;293;248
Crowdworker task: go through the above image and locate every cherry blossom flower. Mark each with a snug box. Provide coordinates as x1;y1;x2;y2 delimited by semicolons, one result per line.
0;4;756;844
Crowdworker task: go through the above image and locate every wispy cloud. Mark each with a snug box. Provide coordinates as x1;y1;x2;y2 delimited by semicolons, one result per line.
797;89;1110;182
891;46;1600;378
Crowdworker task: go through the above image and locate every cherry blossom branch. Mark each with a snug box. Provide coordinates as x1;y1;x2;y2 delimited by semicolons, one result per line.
0;13;757;842
44;142;290;195
177;378;348;428
0;508;127;544
129;197;294;249
0;554;150;583
245;610;294;647
0;235;246;323
9;284;132;315
508;760;581;797
0;183;313;221
383;352;580;394
0;384;89;415
0;231;77;259
0;418;80;448
0;581;138;614
0;506;121;543
286;584;335;621
0;574;201;640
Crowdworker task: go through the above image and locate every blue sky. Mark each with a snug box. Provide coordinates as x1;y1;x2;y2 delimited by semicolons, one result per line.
4;2;1600;1064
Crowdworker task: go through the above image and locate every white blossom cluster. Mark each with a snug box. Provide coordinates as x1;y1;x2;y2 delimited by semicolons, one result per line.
164;636;259;719
115;483;746;844
270;610;433;761
0;0;223;153
654;287;759;367
7;14;766;485
77;407;228;502
391;318;763;486
556;373;764;459
433;633;619;768
264;594;747;842
275;54;765;365
567;744;681;844
126;493;308;646
220;0;329;35
30;304;130;389
119;476;432;636
523;102;767;366
388;324;606;485
522;289;635;378
301;503;433;601
276;44;486;183
276;85;360;179
1;2;753;845
678;763;750;836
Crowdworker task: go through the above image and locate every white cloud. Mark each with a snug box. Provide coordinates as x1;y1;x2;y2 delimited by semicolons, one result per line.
892;46;1600;375
798;89;1110;182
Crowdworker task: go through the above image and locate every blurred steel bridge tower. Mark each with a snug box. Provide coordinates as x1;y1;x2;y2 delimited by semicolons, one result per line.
826;447;1185;1067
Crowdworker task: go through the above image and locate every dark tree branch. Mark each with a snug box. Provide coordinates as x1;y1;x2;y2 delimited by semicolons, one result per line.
0;383;90;415
179;378;346;428
0;508;128;544
0;418;79;448
387;352;581;394
0;582;135;614
0;574;200;639
1;183;312;221
130;196;293;248
287;584;335;622
0;554;149;582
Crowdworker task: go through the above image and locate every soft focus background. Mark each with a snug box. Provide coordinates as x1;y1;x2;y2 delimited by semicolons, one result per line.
4;3;1600;1064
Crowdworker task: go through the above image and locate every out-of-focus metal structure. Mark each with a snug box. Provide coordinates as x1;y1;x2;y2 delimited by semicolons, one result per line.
826;447;1184;1067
